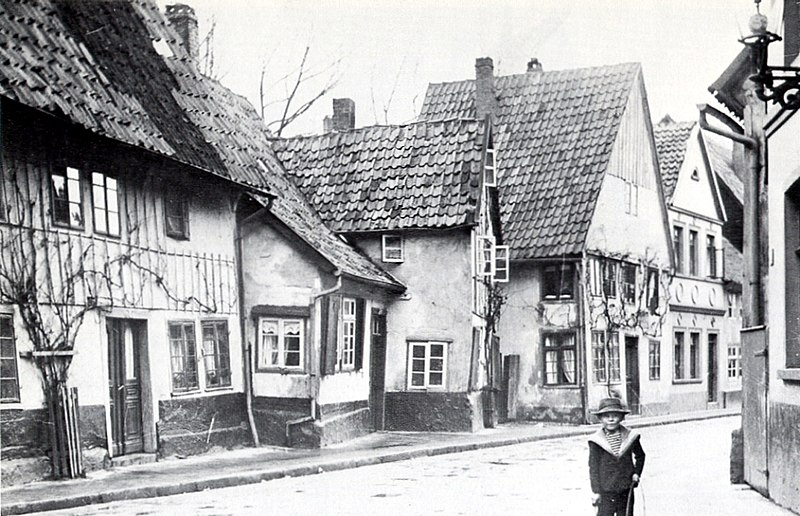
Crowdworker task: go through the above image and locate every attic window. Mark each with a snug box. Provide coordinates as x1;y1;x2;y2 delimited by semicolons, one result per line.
153;39;174;58
691;168;700;181
484;148;496;187
382;235;403;263
494;245;509;283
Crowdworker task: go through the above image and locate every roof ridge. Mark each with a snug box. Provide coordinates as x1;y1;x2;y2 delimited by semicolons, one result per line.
426;61;642;88
272;116;480;142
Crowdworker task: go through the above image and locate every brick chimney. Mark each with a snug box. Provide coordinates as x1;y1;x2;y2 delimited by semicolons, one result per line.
526;58;543;73
475;57;497;121
165;4;199;61
324;98;355;132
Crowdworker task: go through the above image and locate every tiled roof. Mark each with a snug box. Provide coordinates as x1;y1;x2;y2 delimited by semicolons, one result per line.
0;0;401;290
419;63;641;259
723;235;743;288
705;138;742;204
274;118;484;232
708;49;750;121
0;0;281;193
653;120;696;203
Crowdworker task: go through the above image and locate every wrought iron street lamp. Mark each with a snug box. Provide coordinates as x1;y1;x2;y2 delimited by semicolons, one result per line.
739;0;800;110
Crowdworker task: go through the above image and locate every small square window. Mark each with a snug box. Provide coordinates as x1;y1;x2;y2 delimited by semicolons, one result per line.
382;235;403;262
543;263;575;300
477;235;495;277
493;245;509;283
92;172;120;236
407;341;448;389
484;148;496;186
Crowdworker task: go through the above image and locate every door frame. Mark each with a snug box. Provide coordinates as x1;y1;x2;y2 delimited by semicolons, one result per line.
624;335;640;415
707;331;719;403
369;308;387;431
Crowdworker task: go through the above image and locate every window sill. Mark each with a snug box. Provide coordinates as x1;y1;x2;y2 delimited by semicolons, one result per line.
0;402;23;409
591;381;622;386
542;384;580;389
672;379;702;385
204;385;233;392
167;233;191;241
777;368;800;383
541;297;575;303
170;389;201;398
406;387;446;392
255;367;306;375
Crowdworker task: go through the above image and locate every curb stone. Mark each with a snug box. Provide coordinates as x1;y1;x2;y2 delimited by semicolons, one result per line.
0;411;739;515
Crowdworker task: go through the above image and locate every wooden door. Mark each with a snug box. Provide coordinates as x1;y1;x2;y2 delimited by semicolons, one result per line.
369;309;387;431
707;333;718;403
742;327;768;495
108;319;144;455
624;336;640;415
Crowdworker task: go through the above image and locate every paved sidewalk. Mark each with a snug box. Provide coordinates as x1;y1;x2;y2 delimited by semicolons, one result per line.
0;408;739;515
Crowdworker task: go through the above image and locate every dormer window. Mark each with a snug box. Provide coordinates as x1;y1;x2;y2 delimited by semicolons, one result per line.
484;148;496;186
382;234;403;262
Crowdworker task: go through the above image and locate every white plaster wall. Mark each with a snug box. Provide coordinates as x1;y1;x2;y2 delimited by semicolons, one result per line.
350;231;473;392
672;127;723;221
766;109;800;405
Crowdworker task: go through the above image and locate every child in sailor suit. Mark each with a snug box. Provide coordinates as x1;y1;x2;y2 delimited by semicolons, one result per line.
588;397;645;516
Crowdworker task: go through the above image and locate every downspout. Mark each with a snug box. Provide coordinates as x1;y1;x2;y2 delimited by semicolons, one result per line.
579;251;590;424
235;206;270;448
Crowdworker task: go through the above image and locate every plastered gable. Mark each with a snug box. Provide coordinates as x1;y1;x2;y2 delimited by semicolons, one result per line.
671;126;725;222
586;75;671;264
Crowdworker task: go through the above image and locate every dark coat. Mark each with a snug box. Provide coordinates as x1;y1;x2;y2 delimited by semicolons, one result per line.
588;425;646;493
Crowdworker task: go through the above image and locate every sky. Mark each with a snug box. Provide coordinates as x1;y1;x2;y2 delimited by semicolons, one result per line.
165;0;767;137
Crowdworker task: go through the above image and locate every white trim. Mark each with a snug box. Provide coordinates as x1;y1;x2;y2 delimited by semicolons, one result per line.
484;148;496;187
407;340;448;390
493;245;509;283
256;317;305;371
476;235;495;277
381;234;404;263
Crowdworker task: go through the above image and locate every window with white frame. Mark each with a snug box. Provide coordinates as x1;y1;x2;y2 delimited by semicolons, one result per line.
165;189;189;239
494;245;509;283
648;339;661;380
0;314;20;403
602;260;617;298
258;318;304;370
382;234;403;262
484;147;496;186
477;235;495;277
91;172;120;236
591;331;608;383
646;268;660;314
688;230;699;276
543;332;576;385
673;225;684;274
727;344;742;378
624;181;638;215
673;329;701;381
338;298;356;371
689;331;700;379
169;321;199;393
620;263;637;303
201;320;231;388
674;330;685;380
706;235;717;278
408;341;447;389
51;166;84;228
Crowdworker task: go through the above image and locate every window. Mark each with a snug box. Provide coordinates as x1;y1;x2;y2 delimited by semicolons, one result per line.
727;344;742;378
51;166;83;228
591;331;608;383
674;331;685;380
543;332;576;385
646;268;660;314
602;260;617;298
620;263;637;304
165;190;189;239
169;322;199;392
258;318;304;370
624;181;638;215
648;339;661;380
1;315;20;403
201;321;231;388
408;341;447;389
689;331;700;379
706;235;717;278
542;263;575;300
0;179;6;222
494;245;509;283
92;172;119;236
590;259;602;296
688;230;698;276
484;148;496;186
691;167;700;181
608;333;621;382
382;234;403;262
338;298;356;371
477;235;495;277
673;226;684;274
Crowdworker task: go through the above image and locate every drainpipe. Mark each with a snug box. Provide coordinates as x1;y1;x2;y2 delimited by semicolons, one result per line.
235;206;270;448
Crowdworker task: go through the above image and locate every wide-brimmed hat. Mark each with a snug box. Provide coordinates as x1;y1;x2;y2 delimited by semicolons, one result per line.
593;397;630;415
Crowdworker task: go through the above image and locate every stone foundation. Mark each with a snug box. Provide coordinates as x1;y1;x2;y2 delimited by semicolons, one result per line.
384;391;482;432
252;397;309;447
157;392;251;457
518;404;584;424
767;401;800;513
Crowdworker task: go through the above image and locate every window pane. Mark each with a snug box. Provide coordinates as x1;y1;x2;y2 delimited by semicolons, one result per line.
412;345;426;358
93;185;106;209
94;208;107;233
429;373;443;386
108;212;120;236
411;358;425;372
430;344;444;357
429;358;443;372
411;372;425;386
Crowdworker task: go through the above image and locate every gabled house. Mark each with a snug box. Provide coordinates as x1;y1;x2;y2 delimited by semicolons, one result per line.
0;0;283;480
419;58;673;423
653;116;742;411
275;111;505;432
709;0;800;511
237;165;405;447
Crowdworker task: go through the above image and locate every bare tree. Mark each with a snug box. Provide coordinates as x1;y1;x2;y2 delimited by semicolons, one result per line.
259;45;341;136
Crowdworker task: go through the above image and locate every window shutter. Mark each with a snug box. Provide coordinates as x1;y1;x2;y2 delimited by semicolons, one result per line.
354;298;365;370
320;295;340;376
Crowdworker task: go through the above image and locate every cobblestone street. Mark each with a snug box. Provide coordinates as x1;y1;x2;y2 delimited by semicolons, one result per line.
39;417;792;516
